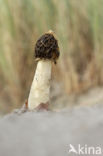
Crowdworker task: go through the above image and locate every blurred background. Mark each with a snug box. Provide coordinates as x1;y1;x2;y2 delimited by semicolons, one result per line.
0;0;103;115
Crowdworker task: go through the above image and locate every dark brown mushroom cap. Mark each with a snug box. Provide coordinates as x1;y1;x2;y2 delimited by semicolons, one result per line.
34;32;60;64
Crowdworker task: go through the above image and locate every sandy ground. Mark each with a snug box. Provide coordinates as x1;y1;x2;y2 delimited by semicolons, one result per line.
0;103;103;156
1;83;103;156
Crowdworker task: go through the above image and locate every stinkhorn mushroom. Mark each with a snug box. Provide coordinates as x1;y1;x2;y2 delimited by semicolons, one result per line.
28;30;60;110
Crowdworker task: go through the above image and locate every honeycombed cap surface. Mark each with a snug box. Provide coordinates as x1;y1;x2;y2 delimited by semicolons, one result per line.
34;32;60;63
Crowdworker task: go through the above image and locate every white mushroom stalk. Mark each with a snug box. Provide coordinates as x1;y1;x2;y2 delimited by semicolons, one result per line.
28;30;60;110
28;60;51;110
